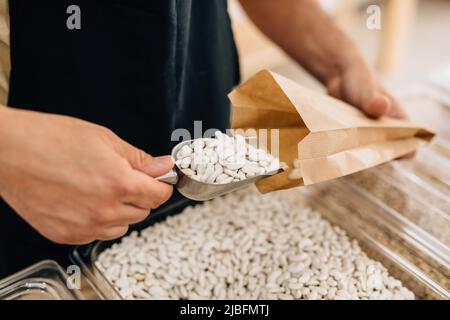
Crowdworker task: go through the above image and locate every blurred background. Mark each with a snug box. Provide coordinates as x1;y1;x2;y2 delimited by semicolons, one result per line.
229;0;450;139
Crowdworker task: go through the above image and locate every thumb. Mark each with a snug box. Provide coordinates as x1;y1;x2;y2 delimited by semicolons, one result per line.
116;140;174;177
363;94;392;119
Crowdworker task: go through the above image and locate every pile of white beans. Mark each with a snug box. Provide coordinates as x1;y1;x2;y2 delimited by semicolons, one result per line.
174;131;280;184
95;187;414;300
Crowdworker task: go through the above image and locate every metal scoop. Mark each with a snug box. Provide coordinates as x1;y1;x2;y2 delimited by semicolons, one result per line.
156;139;282;201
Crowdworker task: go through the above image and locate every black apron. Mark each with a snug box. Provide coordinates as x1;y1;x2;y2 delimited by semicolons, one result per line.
0;0;239;277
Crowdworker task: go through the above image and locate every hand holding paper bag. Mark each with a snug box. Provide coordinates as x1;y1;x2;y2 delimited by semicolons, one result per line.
229;70;434;193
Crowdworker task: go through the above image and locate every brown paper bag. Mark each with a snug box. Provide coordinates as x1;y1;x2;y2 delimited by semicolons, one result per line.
229;70;434;193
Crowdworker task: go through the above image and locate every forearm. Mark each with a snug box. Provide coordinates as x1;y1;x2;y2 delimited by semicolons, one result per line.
0;104;7;116
0;105;10;152
0;105;11;193
239;0;366;84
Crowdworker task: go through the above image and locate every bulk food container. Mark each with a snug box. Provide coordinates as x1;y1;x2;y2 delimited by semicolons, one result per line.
72;197;197;300
430;138;450;160
394;141;450;198
72;178;449;299
341;140;450;294
0;260;83;300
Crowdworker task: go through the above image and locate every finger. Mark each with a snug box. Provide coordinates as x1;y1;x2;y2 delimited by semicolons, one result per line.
386;99;409;119
97;225;129;241
376;88;410;120
124;170;174;209
364;95;392;118
327;77;344;100
32;219;96;245
135;154;174;177
116;139;174;177
104;204;150;226
327;76;390;118
122;205;150;224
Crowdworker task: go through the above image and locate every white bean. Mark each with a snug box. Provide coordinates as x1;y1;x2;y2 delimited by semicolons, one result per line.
172;131;280;185
181;168;196;176
97;187;414;301
180;157;191;169
177;145;192;159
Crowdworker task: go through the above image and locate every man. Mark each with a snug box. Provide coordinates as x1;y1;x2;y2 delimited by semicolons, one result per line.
0;0;406;277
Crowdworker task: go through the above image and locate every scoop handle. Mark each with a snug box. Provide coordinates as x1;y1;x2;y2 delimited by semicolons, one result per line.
156;169;179;185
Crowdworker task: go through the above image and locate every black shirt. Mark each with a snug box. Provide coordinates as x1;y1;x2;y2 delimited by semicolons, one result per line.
0;0;239;277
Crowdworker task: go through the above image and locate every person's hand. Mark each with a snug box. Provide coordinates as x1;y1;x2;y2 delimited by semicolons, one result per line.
326;59;408;119
325;59;415;158
0;107;174;244
238;0;409;121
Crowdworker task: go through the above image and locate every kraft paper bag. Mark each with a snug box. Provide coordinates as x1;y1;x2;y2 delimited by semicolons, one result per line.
229;70;434;193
